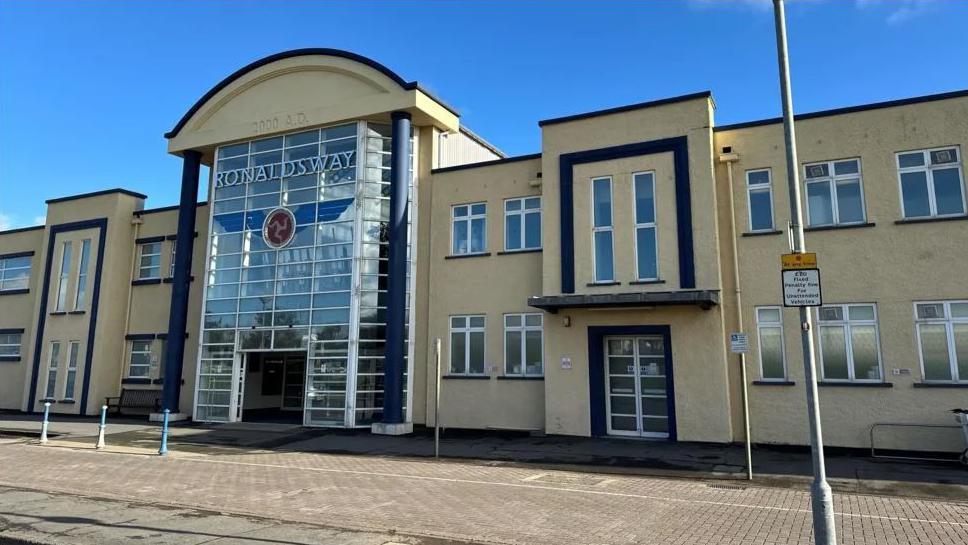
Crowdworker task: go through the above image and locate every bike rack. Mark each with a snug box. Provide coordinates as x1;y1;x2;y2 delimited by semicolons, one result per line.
869;422;963;463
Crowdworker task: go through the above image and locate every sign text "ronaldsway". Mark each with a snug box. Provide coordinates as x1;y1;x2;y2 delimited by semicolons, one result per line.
215;151;356;188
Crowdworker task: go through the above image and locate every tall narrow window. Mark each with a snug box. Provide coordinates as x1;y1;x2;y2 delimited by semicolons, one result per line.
55;241;72;312
816;304;882;382
64;341;80;400
897;147;965;219
452;203;487;255
138;242;161;279
449;315;485;375
45;342;61;399
633;172;658;280
504;197;541;251
755;307;786;380
128;340;152;378
915;301;968;383
504;313;543;376
804;159;865;226
0;254;31;292
73;239;91;310
592;177;614;282
746;169;775;232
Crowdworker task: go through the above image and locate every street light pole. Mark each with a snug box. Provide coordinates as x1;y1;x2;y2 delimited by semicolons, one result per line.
772;1;838;544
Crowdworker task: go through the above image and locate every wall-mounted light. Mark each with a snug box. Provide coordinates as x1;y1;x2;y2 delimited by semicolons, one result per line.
562;316;571;327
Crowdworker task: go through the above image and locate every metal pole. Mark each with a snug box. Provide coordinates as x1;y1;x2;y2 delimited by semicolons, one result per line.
40;402;51;445
95;405;107;450
434;337;441;459
159;409;170;456
772;2;837;543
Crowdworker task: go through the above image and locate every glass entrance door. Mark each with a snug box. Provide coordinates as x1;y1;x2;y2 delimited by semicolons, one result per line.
604;336;670;438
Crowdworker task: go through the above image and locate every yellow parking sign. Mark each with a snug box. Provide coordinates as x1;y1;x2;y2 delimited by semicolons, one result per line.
781;252;817;270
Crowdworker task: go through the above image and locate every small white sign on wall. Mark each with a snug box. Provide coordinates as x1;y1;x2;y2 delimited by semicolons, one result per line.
729;332;749;354
561;357;572;370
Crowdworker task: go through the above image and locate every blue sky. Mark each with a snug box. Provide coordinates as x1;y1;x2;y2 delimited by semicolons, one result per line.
1;0;966;229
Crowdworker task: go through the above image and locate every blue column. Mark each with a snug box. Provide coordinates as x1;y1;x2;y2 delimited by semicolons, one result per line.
381;112;411;424
162;149;201;413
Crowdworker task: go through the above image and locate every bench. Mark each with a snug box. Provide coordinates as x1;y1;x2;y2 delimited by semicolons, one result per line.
105;389;162;415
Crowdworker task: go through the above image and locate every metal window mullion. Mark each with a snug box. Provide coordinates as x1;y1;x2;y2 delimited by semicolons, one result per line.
342;120;366;428
633;337;643;435
945;310;959;381
843;318;856;381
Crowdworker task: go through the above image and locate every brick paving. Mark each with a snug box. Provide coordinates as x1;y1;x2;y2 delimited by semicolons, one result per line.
0;442;965;544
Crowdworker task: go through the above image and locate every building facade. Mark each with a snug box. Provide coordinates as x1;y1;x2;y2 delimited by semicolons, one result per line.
1;49;966;451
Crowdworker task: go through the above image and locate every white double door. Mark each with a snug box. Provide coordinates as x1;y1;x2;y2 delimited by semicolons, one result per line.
604;336;671;438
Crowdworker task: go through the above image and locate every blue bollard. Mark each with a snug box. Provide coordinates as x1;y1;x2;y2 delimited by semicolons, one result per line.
95;405;107;449
158;409;170;456
40;402;51;445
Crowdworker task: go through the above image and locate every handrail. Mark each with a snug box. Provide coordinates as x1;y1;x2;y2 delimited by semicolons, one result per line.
869;422;962;463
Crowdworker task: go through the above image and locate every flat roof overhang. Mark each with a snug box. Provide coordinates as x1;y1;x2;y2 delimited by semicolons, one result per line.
527;290;720;313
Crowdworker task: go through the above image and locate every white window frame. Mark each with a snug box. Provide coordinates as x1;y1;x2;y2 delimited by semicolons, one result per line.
73;239;91;311
914;300;968;383
815;303;884;383
755;306;787;381
138;242;162;279
0;333;22;358
745;168;775;232
503;313;544;377
803;158;866;226
451;203;487;255
63;340;80;400
896;146;966;219
504;196;541;251
0;255;31;292
591;176;614;283
45;341;60;400
128;340;153;378
169;242;177;279
55;241;72;312
632;171;659;281
448;315;486;376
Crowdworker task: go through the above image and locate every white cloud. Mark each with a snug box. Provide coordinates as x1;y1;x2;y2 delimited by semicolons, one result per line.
0;213;11;231
856;0;939;25
33;216;46;226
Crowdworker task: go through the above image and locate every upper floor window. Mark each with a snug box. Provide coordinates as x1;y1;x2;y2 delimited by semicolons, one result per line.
449;315;485;375
634;172;658;281
756;307;786;381
128;340;153;378
452;203;486;255
138;242;161;279
915;301;968;383
73;239;91;310
0;254;31;292
169;243;176;278
504;313;543;376
0;332;22;359
592;177;614;283
504;197;541;251
816;304;882;382
897;146;965;219
804;159;866;226
746;169;775;232
54;241;72;312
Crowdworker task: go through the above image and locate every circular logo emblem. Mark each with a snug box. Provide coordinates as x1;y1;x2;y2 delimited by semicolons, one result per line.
262;208;296;249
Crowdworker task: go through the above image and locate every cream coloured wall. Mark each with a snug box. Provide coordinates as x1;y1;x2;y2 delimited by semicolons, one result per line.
0;227;44;411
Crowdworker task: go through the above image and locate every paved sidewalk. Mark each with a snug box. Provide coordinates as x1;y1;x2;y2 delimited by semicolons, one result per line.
0;442;966;544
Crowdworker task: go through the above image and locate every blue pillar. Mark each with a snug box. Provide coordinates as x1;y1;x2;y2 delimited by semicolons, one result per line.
381;112;411;425
162;149;201;413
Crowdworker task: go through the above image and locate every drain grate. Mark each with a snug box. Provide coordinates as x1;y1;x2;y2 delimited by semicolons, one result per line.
706;483;748;491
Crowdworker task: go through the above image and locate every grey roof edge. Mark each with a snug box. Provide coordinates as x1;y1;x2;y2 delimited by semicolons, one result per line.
528;290;720;313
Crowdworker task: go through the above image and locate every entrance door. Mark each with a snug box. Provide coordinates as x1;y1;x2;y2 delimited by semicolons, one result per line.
282;356;305;410
604;336;670;438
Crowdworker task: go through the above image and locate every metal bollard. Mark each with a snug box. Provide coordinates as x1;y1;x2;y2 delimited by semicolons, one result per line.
40;402;51;445
95;405;107;450
158;409;170;456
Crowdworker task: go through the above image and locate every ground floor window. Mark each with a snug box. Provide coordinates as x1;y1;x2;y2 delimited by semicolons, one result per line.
64;341;80;400
128;340;152;378
915;301;968;383
816;303;882;382
450;315;485;375
45;341;60;399
755;307;786;380
504;313;543;376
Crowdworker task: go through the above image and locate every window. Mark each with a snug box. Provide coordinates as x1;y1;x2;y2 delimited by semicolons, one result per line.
55;241;72;312
64;341;80;400
449;315;485;375
804;159;866;226
756;307;786;380
169;243;176;278
0;254;31;292
897;147;965;219
746;169;775;232
73;239;91;310
816;304;882;382
0;333;21;358
45;342;60;399
504;313;543;376
915;301;968;383
128;340;152;378
633;172;658;280
592;177;614;282
504;197;541;251
138;242;161;279
452;203;487;255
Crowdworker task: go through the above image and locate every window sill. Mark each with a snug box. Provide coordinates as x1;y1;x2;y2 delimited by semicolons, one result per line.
895;215;968;225
0;289;30;296
49;311;67;316
804;222;876;232
442;375;490;380
497;248;542;255
497;375;544;381
39;398;55;404
629;279;665;286
913;382;968;389
68;310;86;315
818;381;893;388
445;252;491;260
742;230;783;237
131;278;162;286
121;377;152;385
162;275;195;284
0;356;21;363
586;281;621;287
152;378;164;385
752;380;796;386
58;399;75;404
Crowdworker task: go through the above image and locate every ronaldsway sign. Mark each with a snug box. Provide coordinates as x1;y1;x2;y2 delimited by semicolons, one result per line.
781;253;821;307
